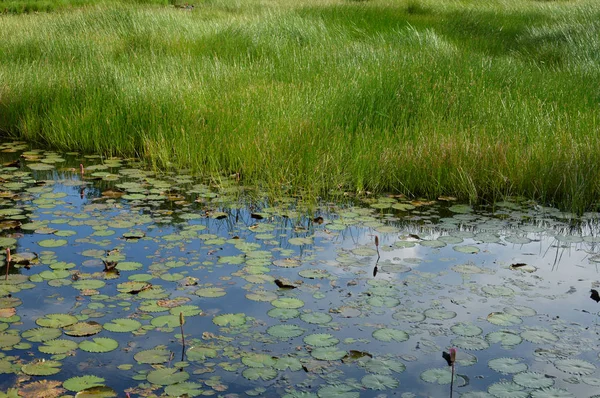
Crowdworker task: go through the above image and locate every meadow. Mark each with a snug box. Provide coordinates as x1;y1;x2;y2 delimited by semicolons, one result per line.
1;0;599;211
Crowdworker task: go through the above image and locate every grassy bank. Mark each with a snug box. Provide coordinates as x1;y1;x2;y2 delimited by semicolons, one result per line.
1;0;600;211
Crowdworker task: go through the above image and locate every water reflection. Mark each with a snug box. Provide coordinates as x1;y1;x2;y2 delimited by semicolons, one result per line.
0;142;599;397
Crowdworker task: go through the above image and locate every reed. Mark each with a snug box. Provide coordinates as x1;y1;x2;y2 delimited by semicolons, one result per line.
1;0;599;211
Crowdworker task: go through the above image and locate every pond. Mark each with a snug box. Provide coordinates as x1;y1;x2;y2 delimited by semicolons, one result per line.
0;141;599;398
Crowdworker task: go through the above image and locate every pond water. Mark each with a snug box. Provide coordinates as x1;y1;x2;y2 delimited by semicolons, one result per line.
0;141;599;398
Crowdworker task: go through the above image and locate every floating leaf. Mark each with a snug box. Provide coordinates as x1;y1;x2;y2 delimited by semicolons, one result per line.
38;239;68;248
424;308;457;320
242;367;277;381
530;388;575;398
164;382;204;397
311;347;347;361
194;287;226;298
513;372;554;389
134;349;171;364
64;322;103;337
303;334;339;347
18;380;65;398
242;353;276;368
274;357;303;371
317;384;359;398
271;298;304;309
39;339;78;354
213;313;246;327
63;376;105;392
487;381;528;398
451;322;483;337
21;360;61;376
75;386;118;397
102;318;142;333
0;333;21;348
186;346;218;361
361;374;399;390
487;312;522;326
452;336;489;351
420;368;454;384
521;330;559;344
267;324;305;339
372;328;409;343
22;327;62;342
300;312;332;324
35;313;78;328
554;358;596;375
146;368;189;385
79;337;118;353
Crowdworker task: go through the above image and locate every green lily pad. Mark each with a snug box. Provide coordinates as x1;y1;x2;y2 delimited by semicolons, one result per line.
267;324;305;339
22;327;62;342
21;359;61;376
79;337;118;353
372;328;409;343
63;375;105;392
147;368;189;385
513;372;554;389
271;297;304;309
361;374;399;390
103;318;142;333
64;321;103;337
311;347;347;361
303;333;339;347
213;313;247;327
38;339;78;354
554;358;596;375
488;358;528;374
35;313;78;329
300;312;332;324
75;386;118;398
134;349;171;364
317;384;359;398
164;382;204;397
242;366;277;381
194;287;226;298
38;239;68;248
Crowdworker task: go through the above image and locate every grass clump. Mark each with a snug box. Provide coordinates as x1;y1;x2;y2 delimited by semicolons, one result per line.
0;0;599;211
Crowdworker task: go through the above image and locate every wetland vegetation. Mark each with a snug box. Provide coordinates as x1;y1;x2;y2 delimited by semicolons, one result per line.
0;143;600;397
1;0;600;210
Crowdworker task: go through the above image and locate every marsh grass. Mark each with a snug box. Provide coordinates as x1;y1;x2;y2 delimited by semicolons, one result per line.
1;0;599;211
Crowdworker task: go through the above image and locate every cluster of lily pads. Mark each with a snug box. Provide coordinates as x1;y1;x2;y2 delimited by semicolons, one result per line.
0;141;599;397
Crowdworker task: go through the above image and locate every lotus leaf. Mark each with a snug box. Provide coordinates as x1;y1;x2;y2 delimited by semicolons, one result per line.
361;374;399;390
213;313;246;327
271;297;304;309
186;346;218;361
63;375;105;392
22;327;62;342
242;354;276;368
38;339;78;354
64;322;103;337
311;347;347;361
267;324;305;339
303;333;339;347
274;356;302;371
487;382;528;398
164;382;204;397
74;386;118;397
102;318;142;333
79;337;118;353
300;312;332;324
146;368;189;385
134;348;171;364
530;388;575;398
317;384;359;398
21;359;61;376
372;328;409;343
242;366;277;381
554;358;596;375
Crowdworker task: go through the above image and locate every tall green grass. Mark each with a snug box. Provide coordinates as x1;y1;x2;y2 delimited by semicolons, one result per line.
1;0;599;211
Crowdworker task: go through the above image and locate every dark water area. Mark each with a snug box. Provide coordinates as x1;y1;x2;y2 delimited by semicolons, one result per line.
0;141;599;398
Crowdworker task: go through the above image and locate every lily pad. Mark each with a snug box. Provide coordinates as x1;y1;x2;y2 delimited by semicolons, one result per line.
79;337;119;353
63;375;105;392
